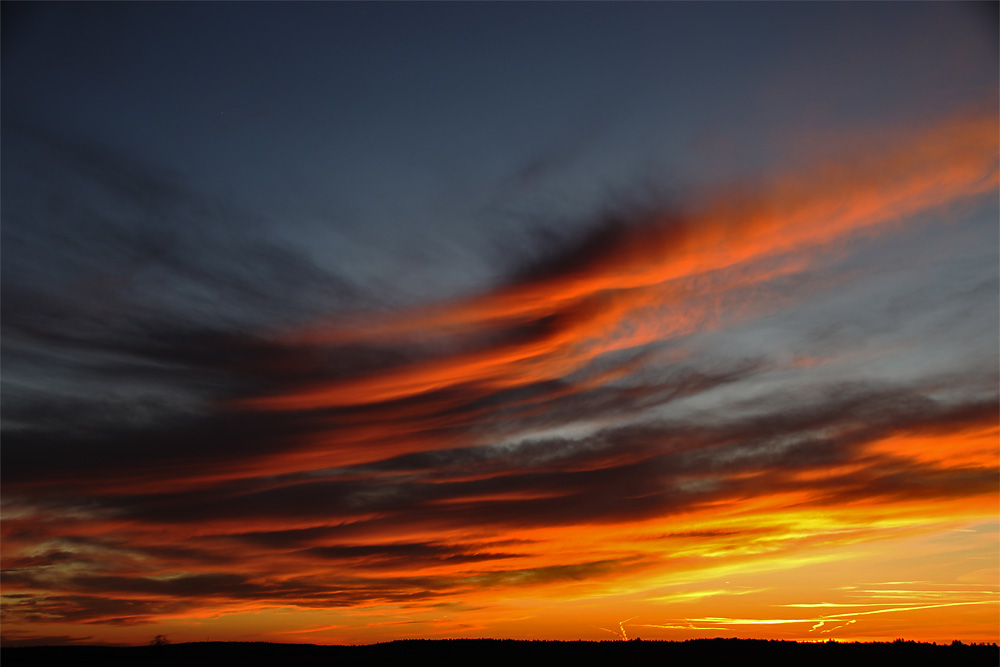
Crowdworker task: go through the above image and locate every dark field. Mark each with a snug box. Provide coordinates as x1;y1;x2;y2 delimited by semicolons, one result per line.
4;638;998;667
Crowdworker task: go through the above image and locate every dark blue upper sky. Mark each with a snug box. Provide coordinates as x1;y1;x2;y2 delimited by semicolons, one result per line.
5;3;993;225
4;3;994;308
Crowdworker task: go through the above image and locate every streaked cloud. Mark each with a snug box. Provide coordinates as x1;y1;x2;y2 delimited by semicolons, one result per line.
2;2;997;645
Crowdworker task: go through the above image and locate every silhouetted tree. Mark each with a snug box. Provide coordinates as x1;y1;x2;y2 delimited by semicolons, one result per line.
150;634;171;646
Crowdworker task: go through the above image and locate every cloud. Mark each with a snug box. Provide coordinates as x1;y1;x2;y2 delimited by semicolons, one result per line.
300;541;526;569
0;632;102;648
2;111;997;633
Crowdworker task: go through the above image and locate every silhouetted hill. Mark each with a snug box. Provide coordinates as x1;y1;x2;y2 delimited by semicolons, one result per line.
3;638;998;667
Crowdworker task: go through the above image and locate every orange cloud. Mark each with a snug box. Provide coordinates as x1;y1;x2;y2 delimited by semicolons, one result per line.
246;113;997;420
3;112;996;646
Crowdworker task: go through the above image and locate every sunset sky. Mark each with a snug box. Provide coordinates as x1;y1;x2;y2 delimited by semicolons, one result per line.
2;2;998;647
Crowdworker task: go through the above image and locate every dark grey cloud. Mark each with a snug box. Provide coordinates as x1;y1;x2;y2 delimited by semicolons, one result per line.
1;552;648;626
300;541;526;569
8;379;984;547
0;592;186;626
0;125;372;489
1;122;360;329
0;632;104;648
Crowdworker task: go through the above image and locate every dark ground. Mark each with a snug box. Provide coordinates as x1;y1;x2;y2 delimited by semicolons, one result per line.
4;638;998;667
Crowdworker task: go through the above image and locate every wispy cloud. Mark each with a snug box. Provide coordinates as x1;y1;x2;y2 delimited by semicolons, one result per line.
2;110;997;642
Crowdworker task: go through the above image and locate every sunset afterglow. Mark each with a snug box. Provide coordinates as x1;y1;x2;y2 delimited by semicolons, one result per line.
2;2;997;648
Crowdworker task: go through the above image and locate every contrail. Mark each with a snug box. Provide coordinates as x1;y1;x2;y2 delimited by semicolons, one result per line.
593;615;638;641
592;625;621;639
619;615;638;641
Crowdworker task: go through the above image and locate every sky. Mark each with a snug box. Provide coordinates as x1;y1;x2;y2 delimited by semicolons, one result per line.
1;1;998;648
